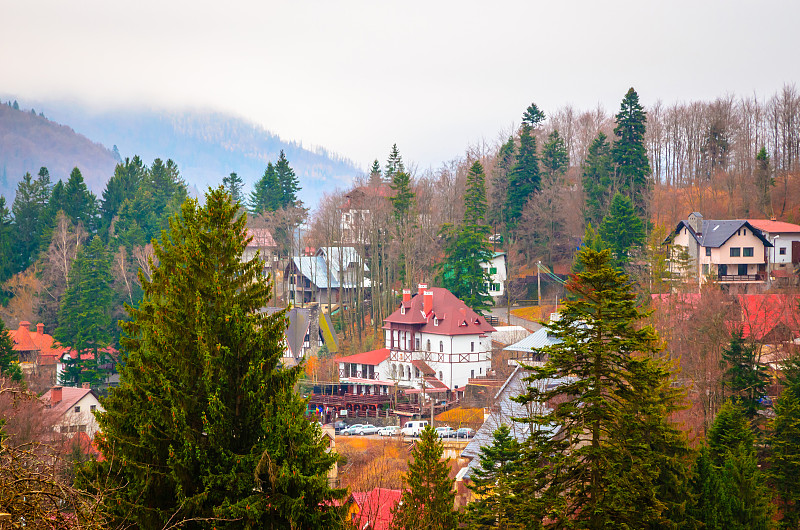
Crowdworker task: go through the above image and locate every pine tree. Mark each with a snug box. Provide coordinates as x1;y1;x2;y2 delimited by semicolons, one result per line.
0;196;13;299
582;132;615;228
249;162;282;214
570;223;610;275
599;192;645;269
514;246;690;528
0;317;23;383
11;172;40;271
385;143;405;183
541;129;569;183
223;171;244;204
80;187;345;528
275;150;300;208
440;162;493;314
391;426;457;530
100;156;146;236
754;146;774;216
54;235;114;387
462;424;521;529
769;359;800;528
522;103;546;128
389;170;414;224
722;329;769;418
488;136;515;229
368;159;382;187
612;88;651;217
507;120;541;229
63;167;98;232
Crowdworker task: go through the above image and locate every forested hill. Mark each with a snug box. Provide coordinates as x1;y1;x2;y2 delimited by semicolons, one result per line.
26;102;362;207
0;104;118;198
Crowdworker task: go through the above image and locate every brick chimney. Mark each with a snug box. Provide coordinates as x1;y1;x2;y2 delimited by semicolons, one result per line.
19;321;31;333
424;290;433;316
82;382;91;390
36;323;44;335
418;283;428;296
402;289;411;303
51;386;63;405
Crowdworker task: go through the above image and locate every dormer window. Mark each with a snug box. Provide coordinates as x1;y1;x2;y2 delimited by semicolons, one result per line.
434;317;439;326
401;306;405;315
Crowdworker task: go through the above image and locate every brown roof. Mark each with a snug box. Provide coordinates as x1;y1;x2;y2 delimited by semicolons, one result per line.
41;386;95;418
411;359;435;376
384;287;496;336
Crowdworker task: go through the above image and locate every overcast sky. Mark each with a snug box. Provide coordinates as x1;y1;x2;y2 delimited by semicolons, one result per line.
2;0;799;172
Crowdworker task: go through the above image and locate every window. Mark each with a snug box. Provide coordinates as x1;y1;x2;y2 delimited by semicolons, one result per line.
743;247;754;257
415;337;420;350
471;369;475;378
744;229;747;235
480;367;482;374
493;283;501;291
489;267;497;274
730;247;741;257
433;317;439;326
706;248;711;256
439;341;444;352
426;339;431;351
471;342;475;352
90;405;96;411
780;247;787;255
74;406;80;413
439;371;443;380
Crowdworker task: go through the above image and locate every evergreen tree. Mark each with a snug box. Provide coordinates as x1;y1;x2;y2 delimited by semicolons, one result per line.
507;119;541;229
385;143;405;183
582;132;615;228
389;170;414;224
100;156;146;236
514;246;690;528
462;424;521;529
275;150;300;208
522;103;546;128
80;188;345;528
63;167;98;232
599;192;645;269
541;129;569;183
368;159;382;187
440;161;493;314
722;329;769;418
391;426;457;530
249;162;281;214
54;236;114;387
754;146;774;216
769;359;800;528
0;317;23;383
612;88;651;217
222;171;244;204
570;223;610;275
488;136;515;229
0;197;13;298
11;172;40;271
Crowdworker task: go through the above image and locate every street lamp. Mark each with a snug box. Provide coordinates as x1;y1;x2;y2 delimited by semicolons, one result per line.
771;235;780;282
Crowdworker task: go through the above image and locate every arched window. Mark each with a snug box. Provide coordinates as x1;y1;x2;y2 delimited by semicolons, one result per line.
426;339;431;351
439;341;444;352
392;364;396;378
407;366;411;379
439;371;443;380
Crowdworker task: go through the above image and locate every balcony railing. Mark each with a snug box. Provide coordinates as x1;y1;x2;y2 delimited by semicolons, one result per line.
718;274;765;282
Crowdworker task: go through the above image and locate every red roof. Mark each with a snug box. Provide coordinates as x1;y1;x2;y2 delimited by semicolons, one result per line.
334;348;390;366
349;488;403;530
246;228;277;248
41;386;95;418
747;219;800;234
8;321;69;359
735;294;800;341
384;287;496;336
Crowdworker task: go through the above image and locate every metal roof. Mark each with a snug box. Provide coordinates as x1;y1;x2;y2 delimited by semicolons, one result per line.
503;326;561;353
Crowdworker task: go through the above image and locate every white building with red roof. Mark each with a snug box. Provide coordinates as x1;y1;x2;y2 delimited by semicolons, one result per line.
383;284;496;394
41;385;104;438
746;219;800;276
7;321;67;383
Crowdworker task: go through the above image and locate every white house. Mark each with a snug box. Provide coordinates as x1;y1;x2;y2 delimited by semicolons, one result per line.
480;252;507;303
747;219;800;277
42;385;104;438
286;246;370;305
382;284;496;395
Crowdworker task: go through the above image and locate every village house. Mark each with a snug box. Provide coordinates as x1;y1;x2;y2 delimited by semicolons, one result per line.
285;246;370;305
41;385;105;438
663;212;774;285
338;184;390;245
746;219;800;278
265;305;339;367
243;227;278;274
479;251;507;304
8;321;66;384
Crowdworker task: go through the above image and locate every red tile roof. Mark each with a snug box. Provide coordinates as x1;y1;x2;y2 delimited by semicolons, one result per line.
8;321;69;360
747;219;800;234
384;287;496;336
246;228;277;248
735;294;800;341
41;386;95;418
334;348;390;366
349;488;403;530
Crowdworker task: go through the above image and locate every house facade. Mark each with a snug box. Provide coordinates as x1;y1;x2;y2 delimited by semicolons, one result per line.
8;321;66;384
42;385;104;438
338;185;390;245
382;284;496;393
285;246;370;305
664;212;773;285
480;252;507;303
747;219;800;277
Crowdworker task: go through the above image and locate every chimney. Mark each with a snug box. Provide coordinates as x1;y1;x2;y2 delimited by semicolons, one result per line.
82;382;91;390
418;283;428;296
36;323;44;335
688;212;703;234
402;289;411;303
424;290;433;316
51;386;63;405
19;321;31;333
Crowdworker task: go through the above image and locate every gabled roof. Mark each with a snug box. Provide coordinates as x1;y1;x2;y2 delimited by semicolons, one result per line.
384;288;496;336
334;348;390;366
349;488;403;530
503;326;561;353
8;321;68;358
41;387;96;418
735;294;800;341
747;219;800;234
664;219;773;248
316;247;370;275
246;228;277;248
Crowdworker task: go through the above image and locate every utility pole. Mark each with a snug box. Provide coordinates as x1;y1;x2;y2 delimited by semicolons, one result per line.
537;261;542;307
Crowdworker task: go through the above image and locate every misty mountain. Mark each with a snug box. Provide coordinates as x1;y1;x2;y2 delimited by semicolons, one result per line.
1;100;362;207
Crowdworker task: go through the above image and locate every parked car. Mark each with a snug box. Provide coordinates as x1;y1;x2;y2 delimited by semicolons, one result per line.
358;424;379;435
341;424;364;436
457;427;475;438
400;420;429;437
333;421;347;434
435;426;456;438
379;426;400;437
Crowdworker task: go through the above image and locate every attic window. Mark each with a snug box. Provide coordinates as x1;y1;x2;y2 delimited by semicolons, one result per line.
460;320;468;327
434;317;439;326
474;318;480;325
713;225;720;231
401;306;405;315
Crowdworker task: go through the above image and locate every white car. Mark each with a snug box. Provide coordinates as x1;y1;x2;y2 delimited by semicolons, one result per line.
435;426;456;438
400;420;429;437
378;426;399;437
358;424;379;435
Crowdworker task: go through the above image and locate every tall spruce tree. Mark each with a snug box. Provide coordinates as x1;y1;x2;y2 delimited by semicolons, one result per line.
100;156;146;237
440;161;493;314
0;317;23;382
462;424;521;529
391;426;457;530
275;150;300;208
506;104;544;228
598;192;646;269
722;329;769;418
0;196;13;301
54;235;114;387
368;159;382;187
63;167;98;232
249;162;282;214
612;88;651;217
80;187;345;528
769;358;800;528
541;129;569;183
582;132;615;228
223;172;245;204
11;172;40;271
385;143;405;183
514;246;690;528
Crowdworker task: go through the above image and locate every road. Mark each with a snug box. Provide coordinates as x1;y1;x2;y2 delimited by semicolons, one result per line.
488;306;543;332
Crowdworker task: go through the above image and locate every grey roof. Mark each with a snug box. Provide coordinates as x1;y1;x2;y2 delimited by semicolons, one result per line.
291;249;370;290
460;364;568;479
317;246;370;274
665;219;773;248
503;326;561;353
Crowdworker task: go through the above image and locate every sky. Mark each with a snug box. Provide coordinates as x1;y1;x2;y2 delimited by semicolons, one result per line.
2;0;800;172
